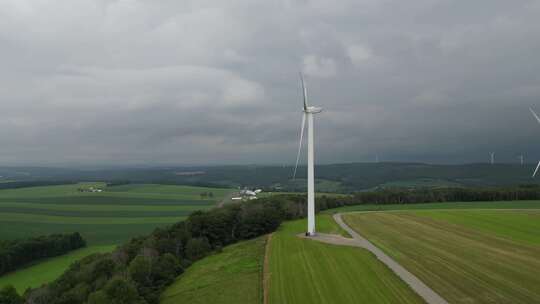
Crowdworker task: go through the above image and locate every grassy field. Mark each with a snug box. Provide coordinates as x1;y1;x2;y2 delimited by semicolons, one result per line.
0;183;231;245
0;183;232;291
343;210;540;303
325;200;540;213
0;245;115;292
160;236;267;304
267;215;424;304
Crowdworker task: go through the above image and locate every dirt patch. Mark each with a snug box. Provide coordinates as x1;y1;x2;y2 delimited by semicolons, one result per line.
262;233;273;304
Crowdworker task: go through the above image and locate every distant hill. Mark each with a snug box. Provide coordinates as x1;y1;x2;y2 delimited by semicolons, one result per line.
0;162;538;193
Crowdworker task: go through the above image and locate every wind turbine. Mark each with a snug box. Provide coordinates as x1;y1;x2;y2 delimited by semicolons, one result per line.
518;155;524;166
490;152;495;165
529;108;540;177
293;73;322;236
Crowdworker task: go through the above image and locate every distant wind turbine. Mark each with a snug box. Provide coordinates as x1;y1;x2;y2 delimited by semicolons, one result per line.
518;155;524;166
490;152;495;165
529;108;540;177
293;73;323;236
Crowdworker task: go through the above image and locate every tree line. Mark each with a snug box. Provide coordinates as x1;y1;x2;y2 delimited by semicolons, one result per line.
314;185;540;211
0;181;77;190
0;233;86;276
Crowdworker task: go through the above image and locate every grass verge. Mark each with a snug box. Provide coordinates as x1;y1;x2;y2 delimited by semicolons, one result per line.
267;215;424;304
160;237;267;304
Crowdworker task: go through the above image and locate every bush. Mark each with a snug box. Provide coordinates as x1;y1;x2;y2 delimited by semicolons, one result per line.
0;232;86;276
0;285;23;304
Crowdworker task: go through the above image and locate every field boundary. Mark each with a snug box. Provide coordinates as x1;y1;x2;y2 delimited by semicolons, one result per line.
262;233;272;304
326;213;449;304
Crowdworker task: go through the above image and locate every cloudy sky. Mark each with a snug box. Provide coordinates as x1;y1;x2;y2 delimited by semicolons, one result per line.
1;0;540;166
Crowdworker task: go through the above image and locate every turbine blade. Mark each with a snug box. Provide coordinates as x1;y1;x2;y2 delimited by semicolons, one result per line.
530;108;540;124
300;72;308;111
293;113;306;180
533;160;540;178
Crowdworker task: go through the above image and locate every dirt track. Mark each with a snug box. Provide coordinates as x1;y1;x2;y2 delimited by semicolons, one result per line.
300;213;449;304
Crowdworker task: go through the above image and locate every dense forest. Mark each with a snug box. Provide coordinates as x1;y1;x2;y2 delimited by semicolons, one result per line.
0;233;86;276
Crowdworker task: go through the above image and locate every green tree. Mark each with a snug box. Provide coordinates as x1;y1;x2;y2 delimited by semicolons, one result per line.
104;277;144;304
0;285;23;304
87;278;145;304
128;255;152;285
184;237;211;260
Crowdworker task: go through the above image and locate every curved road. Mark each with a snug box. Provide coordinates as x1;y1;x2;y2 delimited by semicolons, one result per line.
308;213;449;304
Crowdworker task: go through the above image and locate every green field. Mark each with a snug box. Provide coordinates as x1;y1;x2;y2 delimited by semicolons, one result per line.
160;236;267;304
267;215;423;304
343;210;540;303
325;200;540;213
0;245;115;292
0;183;232;292
0;183;231;245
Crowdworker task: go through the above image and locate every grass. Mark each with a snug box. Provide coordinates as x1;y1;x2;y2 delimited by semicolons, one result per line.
160;237;267;304
343;210;540;304
0;245;115;292
267;214;424;304
324;200;540;213
413;209;540;245
0;183;232;245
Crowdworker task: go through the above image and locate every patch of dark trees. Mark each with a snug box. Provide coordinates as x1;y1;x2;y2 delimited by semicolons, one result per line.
0;233;86;276
105;180;131;187
0;181;77;190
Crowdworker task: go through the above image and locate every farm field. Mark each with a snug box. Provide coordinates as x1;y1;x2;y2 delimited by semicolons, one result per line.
0;183;231;244
267;215;423;304
0;182;232;291
160;236;267;304
343;210;540;303
325;200;540;213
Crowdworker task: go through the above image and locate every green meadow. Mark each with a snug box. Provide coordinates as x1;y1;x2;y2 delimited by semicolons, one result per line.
160;236;267;304
0;183;231;244
0;183;232;291
343;210;540;303
267;215;423;304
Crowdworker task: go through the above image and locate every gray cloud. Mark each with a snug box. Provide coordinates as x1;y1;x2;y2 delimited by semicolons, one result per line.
1;0;540;166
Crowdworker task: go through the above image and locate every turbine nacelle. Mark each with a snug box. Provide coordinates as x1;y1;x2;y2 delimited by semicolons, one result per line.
304;106;323;114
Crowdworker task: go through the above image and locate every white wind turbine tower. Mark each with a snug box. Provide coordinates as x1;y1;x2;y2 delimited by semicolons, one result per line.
490;152;495;165
293;73;322;236
529;108;540;177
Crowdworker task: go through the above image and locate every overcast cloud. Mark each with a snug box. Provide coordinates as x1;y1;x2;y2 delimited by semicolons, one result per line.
1;0;540;166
